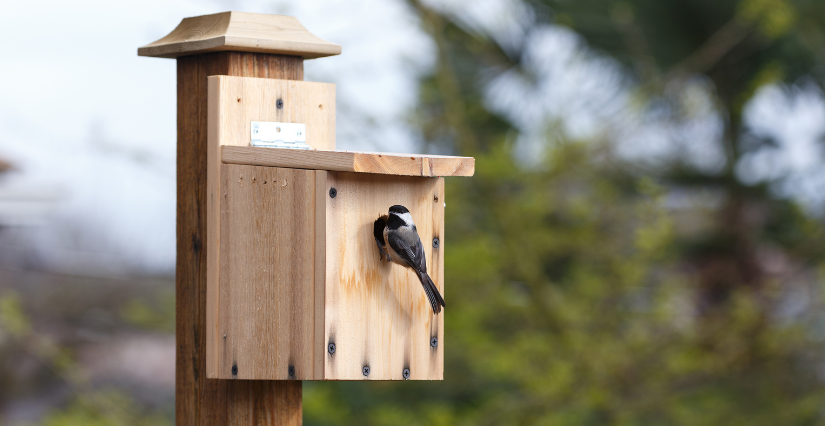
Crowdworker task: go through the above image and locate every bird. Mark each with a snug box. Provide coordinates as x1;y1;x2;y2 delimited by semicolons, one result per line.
374;205;446;314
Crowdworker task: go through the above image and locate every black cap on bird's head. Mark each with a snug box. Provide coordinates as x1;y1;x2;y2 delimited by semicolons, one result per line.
389;205;409;215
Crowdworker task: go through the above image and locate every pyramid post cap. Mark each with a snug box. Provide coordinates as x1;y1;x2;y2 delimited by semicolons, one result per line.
138;12;341;59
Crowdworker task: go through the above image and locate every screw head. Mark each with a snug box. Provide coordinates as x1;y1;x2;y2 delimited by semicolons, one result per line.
431;337;438;348
362;365;370;377
402;368;410;380
231;365;238;376
328;342;336;355
276;99;284;109
288;365;295;377
432;238;440;248
329;188;337;198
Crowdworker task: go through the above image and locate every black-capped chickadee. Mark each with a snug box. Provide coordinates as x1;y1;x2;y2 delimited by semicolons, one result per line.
374;205;446;314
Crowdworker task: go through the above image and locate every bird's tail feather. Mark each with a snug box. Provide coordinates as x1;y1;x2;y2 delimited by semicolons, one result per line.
417;271;446;314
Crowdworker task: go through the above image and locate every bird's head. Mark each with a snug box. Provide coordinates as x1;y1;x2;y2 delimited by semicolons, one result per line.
388;205;414;227
389;205;409;215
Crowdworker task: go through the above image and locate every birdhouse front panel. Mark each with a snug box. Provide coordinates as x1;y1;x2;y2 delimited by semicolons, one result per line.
323;171;444;380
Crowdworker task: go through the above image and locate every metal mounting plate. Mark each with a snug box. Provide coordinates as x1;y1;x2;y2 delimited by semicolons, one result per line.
251;122;310;149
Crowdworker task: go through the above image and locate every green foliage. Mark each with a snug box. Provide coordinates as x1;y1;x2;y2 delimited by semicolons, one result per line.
120;288;175;333
306;0;825;424
0;291;31;338
33;392;170;426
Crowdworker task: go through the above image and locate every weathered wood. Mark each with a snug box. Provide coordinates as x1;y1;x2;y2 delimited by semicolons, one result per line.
206;71;335;381
208;75;336;152
139;12;341;59
222;145;475;177
177;51;302;426
313;171;328;380
324;173;445;380
210;164;320;380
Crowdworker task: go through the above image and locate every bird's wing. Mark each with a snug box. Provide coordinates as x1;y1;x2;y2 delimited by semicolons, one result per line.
386;229;428;274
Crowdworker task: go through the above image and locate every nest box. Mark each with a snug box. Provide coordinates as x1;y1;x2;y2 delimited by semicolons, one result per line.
204;75;474;381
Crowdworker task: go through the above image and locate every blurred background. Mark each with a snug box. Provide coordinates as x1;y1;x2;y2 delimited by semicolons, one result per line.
2;0;825;424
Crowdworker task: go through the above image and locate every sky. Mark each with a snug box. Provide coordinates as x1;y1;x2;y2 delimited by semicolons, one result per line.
1;0;823;275
0;0;434;275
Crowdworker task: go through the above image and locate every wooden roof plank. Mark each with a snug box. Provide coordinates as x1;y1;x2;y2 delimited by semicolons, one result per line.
221;145;474;177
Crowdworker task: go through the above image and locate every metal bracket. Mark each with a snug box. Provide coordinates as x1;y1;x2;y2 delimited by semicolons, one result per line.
250;122;310;149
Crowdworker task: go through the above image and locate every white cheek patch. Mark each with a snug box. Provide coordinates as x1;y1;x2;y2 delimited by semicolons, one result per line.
397;212;415;226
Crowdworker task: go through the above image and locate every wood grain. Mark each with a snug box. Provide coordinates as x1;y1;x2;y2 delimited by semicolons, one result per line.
314;171;328;380
430;179;445;378
209;75;336;151
212;164;320;380
222;145;475;177
206;72;335;381
324;172;445;380
177;51;302;426
139;12;341;59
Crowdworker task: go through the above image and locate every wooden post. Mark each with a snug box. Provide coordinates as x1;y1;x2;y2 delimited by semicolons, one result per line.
138;12;341;425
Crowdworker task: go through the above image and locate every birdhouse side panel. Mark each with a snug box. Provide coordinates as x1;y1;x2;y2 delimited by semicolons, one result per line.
323;172;445;380
208;163;322;380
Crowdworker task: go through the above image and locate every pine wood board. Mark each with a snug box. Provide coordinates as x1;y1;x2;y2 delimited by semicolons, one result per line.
222;145;475;177
210;164;321;380
324;172;445;380
208;75;336;152
206;73;334;379
139;12;341;59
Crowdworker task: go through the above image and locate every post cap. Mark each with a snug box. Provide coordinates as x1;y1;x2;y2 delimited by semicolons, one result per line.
138;12;341;59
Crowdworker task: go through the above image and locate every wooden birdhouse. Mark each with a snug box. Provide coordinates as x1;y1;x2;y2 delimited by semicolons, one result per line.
204;75;473;381
140;11;473;384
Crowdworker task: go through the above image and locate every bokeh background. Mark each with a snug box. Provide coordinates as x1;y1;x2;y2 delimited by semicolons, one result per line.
2;0;825;424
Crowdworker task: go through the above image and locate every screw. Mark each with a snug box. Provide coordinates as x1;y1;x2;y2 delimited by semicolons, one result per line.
431;337;438;348
329;188;337;198
231;365;238;376
432;237;440;248
362;365;370;377
276;99;284;109
402;368;410;380
288;365;295;377
328;342;336;355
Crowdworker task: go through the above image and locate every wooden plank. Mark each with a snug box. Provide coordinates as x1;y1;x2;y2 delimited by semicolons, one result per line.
139;12;341;59
429;178;445;379
324;172;444;380
178;51;302;426
314;171;327;380
209;75;336;151
214;164;319;380
206;71;334;381
222;145;475;177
